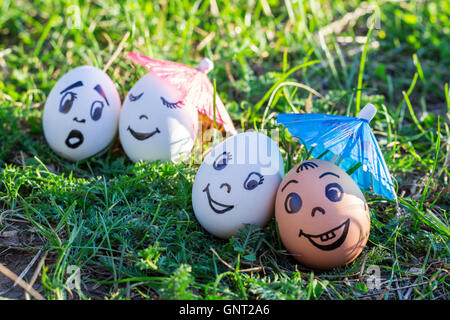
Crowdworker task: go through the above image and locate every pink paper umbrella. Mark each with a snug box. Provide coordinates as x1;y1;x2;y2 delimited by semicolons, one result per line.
125;51;237;135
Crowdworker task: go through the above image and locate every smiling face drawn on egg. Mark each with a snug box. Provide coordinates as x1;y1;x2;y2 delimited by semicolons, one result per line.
119;73;198;163
201;152;265;215
275;159;370;270
192;132;284;239
43;66;121;161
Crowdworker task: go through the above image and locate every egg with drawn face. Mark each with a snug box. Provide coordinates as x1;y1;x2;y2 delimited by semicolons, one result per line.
192;132;284;239
42;66;121;161
119;72;198;163
275;159;370;270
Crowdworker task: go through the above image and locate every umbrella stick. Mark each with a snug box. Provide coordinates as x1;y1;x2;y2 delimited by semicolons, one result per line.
336;104;376;169
331;154;339;164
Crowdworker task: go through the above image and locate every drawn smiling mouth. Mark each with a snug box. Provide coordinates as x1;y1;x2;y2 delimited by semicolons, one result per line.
299;218;350;251
203;183;234;214
127;126;160;141
65;129;84;149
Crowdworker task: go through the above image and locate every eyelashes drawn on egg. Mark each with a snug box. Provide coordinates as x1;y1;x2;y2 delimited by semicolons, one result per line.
59;82;109;121
128;93;183;110
160;97;183;109
243;172;264;190
296;161;318;173
59;92;77;114
59;81;83;114
213;152;232;170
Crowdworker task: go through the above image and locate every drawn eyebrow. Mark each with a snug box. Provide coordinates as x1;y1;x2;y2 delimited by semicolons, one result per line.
319;172;340;179
60;81;83;94
129;92;144;101
281;179;298;192
94;84;110;106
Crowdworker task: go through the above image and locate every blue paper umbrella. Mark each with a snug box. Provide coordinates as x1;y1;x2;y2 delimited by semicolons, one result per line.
277;104;397;200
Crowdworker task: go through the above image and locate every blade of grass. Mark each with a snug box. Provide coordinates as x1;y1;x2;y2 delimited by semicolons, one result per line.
261;81;322;130
395;72;418;119
420;116;440;210
33;14;58;57
399;198;450;238
412;53;425;83
253;60;320;114
403;90;426;135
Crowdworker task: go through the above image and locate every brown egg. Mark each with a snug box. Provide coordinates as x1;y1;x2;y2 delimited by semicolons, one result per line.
275;159;370;270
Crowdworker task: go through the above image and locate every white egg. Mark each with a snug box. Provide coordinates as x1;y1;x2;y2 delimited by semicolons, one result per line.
192;132;284;239
119;72;198;163
42;66;121;161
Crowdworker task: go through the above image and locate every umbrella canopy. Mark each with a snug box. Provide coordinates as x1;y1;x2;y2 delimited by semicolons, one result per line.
277;104;397;200
125;51;237;135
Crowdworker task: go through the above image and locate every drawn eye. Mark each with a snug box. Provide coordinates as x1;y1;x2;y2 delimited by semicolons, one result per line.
161;96;183;109
59;92;77;114
284;193;302;214
129;92;144;101
243;172;264;191
90;100;104;121
325;183;344;202
213;152;231;170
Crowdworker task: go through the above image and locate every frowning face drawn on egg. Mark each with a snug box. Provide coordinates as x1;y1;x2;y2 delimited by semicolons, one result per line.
275;159;370;270
192;132;284;239
119;73;198;163
43;66;121;161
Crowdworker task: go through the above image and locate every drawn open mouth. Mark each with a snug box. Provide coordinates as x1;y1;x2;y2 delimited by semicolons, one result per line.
298;218;350;251
65;129;84;149
127;126;160;141
203;183;234;214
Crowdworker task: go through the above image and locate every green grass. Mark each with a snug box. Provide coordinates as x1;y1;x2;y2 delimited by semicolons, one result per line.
0;0;448;300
